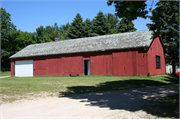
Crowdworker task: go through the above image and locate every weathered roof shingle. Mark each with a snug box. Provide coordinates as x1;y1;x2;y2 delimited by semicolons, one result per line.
10;30;153;59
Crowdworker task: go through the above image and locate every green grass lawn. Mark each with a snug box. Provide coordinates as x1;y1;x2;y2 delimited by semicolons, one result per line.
0;71;11;76
0;74;178;104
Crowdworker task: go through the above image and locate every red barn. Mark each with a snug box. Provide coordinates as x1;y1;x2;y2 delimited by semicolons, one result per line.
10;30;166;77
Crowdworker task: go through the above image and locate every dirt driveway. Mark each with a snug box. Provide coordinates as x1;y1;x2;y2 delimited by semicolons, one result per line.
0;84;179;119
0;76;10;79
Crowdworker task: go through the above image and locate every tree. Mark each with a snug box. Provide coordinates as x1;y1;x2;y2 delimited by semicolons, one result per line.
51;23;60;40
107;1;148;21
105;13;119;34
59;23;71;40
44;23;60;41
9;30;36;53
35;26;52;43
44;25;53;41
91;11;111;36
67;13;84;39
82;18;93;37
146;1;179;74
1;8;16;71
116;17;137;33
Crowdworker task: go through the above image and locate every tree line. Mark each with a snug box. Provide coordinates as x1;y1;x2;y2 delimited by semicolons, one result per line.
1;8;136;71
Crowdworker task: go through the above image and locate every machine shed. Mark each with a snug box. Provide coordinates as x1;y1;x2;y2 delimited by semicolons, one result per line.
10;30;166;77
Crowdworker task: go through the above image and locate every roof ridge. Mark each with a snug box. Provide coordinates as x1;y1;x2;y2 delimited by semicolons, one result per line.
29;30;150;46
10;30;153;59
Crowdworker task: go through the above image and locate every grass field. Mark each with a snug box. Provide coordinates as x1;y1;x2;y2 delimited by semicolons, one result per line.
0;71;11;76
0;74;178;103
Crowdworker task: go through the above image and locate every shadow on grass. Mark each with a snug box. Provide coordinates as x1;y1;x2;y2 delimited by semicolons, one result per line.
59;75;179;118
60;75;179;96
162;74;179;84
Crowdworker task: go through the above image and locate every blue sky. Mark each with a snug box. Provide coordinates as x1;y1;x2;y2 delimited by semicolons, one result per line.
1;1;158;33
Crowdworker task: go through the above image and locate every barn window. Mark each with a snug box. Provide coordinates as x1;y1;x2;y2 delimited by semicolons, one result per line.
156;56;161;68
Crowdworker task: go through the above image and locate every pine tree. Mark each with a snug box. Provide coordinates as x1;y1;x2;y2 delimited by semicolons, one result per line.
105;13;119;34
147;1;179;74
67;13;84;39
116;17;137;33
91;11;111;36
59;23;71;40
52;23;60;40
82;18;93;37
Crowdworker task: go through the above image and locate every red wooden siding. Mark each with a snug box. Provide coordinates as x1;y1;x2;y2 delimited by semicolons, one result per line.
132;51;138;75
113;51;132;76
46;58;61;76
91;54;112;75
33;56;84;76
34;59;46;76
11;61;14;76
138;49;148;76
112;50;148;76
148;37;166;75
60;56;83;76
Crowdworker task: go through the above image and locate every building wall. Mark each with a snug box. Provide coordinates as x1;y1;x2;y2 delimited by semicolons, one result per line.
11;45;164;76
34;56;84;76
147;37;166;75
11;61;15;76
113;51;134;76
137;49;149;76
91;54;112;75
112;49;148;76
34;59;46;76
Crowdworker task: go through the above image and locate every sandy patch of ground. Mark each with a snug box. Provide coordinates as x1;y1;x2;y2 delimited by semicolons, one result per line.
0;84;179;119
0;76;10;79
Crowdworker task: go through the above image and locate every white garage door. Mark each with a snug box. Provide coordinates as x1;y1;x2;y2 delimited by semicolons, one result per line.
15;60;33;77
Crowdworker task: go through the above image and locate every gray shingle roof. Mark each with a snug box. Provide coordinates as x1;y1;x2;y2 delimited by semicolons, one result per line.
10;30;153;59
